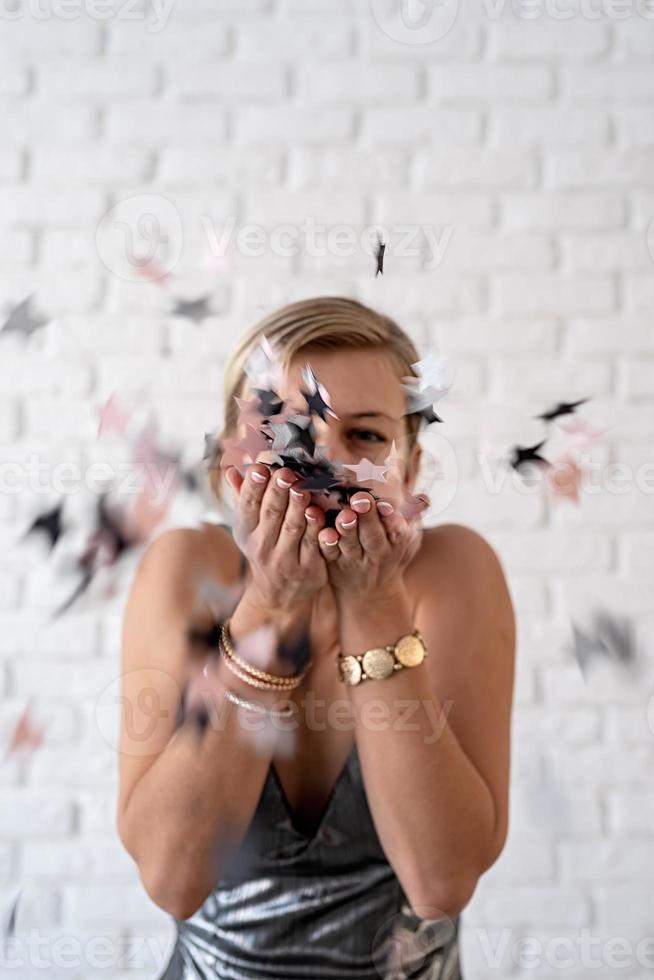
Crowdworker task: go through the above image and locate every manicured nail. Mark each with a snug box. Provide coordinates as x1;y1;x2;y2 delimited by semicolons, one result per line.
341;517;357;528
290;487;305;500
251;470;267;484
323;539;338;546
377;501;394;515
351;498;371;512
276;475;293;488
305;511;317;522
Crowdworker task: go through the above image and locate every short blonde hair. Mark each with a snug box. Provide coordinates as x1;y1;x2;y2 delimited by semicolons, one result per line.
209;295;423;508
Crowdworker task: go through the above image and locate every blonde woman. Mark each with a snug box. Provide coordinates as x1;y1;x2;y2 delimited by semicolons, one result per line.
117;296;515;980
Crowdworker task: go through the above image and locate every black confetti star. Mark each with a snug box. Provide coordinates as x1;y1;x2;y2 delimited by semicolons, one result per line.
1;294;50;339
374;234;386;277
23;502;65;550
509;440;551;473
535;399;590;423
172;295;213;323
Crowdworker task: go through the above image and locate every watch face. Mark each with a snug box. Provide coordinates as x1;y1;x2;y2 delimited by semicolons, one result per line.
395;634;426;668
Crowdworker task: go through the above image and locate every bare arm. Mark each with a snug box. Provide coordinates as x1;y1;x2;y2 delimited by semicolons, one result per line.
334;524;515;918
115;527;311;920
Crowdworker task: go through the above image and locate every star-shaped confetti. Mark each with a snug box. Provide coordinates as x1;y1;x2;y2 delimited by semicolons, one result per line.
509;440;551;474
4;702;45;759
341;456;389;484
0;294;50;340
535;399;590;423
172;295;213;323
544;452;585;505
97;392;131;437
568;608;637;678
23;502;65;550
374;234;386;277
299;362;339;423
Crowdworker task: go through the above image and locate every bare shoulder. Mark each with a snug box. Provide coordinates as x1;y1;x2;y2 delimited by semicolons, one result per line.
132;521;241;592
415;522;515;626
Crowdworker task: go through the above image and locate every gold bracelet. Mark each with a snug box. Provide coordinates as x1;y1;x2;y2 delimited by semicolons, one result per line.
219;646;296;691
223;687;294;718
221;620;310;689
336;628;427;686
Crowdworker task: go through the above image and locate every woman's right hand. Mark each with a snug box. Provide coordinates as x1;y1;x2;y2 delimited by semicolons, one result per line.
224;463;329;612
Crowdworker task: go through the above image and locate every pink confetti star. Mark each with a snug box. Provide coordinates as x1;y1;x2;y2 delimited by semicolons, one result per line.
341;457;389;484
5;702;45;759
545;452;585;505
97;392;130;438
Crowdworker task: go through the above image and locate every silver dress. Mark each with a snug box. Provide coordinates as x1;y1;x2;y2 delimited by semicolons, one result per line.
158;741;463;980
159;525;463;979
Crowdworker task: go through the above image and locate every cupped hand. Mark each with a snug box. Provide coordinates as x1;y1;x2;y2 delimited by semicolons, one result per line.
224;463;330;612
315;489;428;605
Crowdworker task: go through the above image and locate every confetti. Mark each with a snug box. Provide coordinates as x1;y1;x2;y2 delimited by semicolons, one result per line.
172;295;213;323
4;702;45;759
568;607;637;678
509;440;551;474
374;233;386;277
22;502;65;550
535;398;590;423
0;294;50;340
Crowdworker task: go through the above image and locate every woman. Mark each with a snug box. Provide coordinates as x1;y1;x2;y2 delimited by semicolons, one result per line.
116;296;516;979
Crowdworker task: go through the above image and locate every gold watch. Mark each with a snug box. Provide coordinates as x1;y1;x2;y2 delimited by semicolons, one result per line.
336;629;427;686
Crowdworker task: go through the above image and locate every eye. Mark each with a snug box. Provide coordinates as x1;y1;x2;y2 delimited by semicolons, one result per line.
349;429;386;443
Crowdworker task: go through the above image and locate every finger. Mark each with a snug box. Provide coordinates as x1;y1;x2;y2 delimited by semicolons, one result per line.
274;482;311;565
301;502;327;563
317;526;341;563
350;492;386;556
258;466;300;552
234;463;272;544
376;499;410;548
332;507;363;561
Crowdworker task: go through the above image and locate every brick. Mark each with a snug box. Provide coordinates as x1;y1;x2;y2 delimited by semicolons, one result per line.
514;706;600;742
428;65;552;101
362;22;481;60
296;64;418;102
0;62;28;96
364;107;481;144
471;885;589;928
417;148;537;188
622;358;654;399
607;792;654;833
0;148;23;181
432;317;559;352
23;837;135;879
491;107;609;145
486;529;612;571
492;275;616;315
38;61;158;99
615;108;654;145
0;231;32;264
501;193;625;230
561;234;652;270
488;19;609;60
288;146;410;187
562;66;654;100
242;188;366;227
374;191;494;228
0;791;74;835
235;106;354;143
64;884;167;927
31;146;150;184
0;187;105;226
566;317;654;353
560;839;654;881
625;275;654;312
106;102;228;143
548;148;654;187
235;19;353;58
107;19;229;55
1;18;100;56
166;62;287;100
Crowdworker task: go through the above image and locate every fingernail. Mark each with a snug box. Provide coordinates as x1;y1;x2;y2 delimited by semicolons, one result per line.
323;539;338;546
251;470;267;484
276;475;293;488
289;487;305;500
305;511;317;522
351;498;371;512
377;501;394;515
340;517;357;528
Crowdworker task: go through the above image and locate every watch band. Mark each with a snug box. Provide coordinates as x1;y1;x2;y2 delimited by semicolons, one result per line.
336;629;427;686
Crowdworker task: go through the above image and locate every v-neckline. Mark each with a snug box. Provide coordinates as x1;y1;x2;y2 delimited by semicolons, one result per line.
268;742;357;841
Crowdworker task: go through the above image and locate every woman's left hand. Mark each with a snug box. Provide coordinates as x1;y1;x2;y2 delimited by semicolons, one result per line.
315;490;428;606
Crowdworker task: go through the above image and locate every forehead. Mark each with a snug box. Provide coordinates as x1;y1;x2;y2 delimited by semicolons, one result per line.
279;347;406;417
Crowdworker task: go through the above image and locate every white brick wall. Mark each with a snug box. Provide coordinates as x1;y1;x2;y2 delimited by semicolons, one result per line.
1;3;654;978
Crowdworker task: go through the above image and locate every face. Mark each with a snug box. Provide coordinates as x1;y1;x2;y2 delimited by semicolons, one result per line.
273;346;422;501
